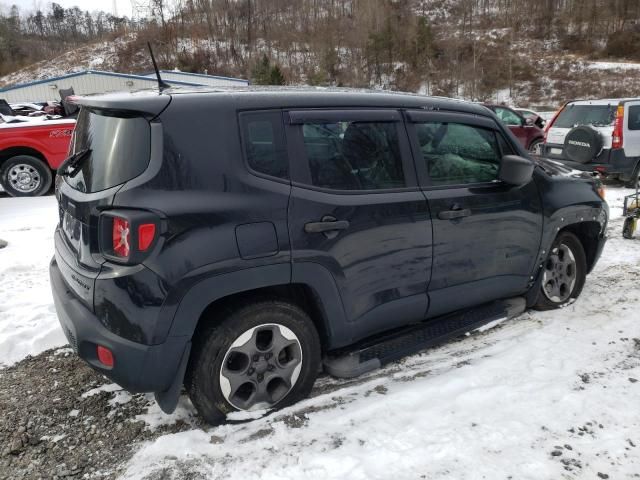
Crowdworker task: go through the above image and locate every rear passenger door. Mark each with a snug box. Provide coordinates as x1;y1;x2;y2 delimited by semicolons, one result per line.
406;111;543;318
286;109;433;341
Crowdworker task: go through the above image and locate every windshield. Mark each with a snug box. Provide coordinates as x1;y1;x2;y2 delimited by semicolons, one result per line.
64;108;151;193
554;104;616;128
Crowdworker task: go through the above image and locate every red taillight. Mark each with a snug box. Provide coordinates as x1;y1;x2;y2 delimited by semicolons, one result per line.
112;217;130;257
612;104;624;149
543;105;564;142
138;223;156;251
97;345;114;367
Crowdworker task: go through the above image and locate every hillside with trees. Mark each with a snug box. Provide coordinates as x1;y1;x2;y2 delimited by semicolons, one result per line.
1;0;640;106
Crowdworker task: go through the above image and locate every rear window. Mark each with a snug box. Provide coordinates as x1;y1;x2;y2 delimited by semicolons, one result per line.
65;109;151;193
553;104;616;128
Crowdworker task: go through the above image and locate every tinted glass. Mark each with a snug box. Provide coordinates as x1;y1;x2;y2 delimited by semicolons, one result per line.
415;122;501;185
302;121;405;190
494;107;523;126
554;104;616;128
65;109;151;193
628;105;640;131
241;112;288;179
497;132;516;155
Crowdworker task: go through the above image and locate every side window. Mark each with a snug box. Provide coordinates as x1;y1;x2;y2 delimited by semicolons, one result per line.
495;107;523;126
629;105;640;131
301;121;405;190
240;111;288;179
414;122;501;186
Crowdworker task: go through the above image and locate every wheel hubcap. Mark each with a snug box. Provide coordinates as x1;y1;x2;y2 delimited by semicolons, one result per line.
8;164;41;193
219;323;303;411
542;243;577;303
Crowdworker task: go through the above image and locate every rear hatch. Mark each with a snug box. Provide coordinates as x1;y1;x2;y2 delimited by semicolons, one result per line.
55;92;169;310
545;101;616;158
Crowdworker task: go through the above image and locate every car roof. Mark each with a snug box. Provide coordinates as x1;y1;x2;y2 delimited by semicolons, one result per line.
72;86;494;118
567;98;640;106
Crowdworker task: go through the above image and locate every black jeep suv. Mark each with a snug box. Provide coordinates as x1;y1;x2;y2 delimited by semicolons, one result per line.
50;87;608;424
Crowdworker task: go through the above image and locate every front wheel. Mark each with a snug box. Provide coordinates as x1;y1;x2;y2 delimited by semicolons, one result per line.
186;301;321;425
0;155;52;197
534;231;587;310
624;166;640;189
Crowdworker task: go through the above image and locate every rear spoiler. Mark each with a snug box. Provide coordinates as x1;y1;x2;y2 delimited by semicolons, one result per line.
67;91;171;118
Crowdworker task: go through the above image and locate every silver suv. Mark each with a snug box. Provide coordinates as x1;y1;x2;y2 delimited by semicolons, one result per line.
542;98;640;187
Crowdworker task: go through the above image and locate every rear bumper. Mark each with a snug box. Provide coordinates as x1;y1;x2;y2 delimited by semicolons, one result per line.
50;256;189;393
543;144;639;178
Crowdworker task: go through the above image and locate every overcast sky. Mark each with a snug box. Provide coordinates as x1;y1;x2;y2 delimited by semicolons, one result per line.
1;0;135;16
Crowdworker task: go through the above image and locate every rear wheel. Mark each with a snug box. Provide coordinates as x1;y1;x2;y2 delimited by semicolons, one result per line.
624;164;640;189
186;300;321;425
623;217;637;239
528;138;543;155
534;231;587;310
0;155;52;197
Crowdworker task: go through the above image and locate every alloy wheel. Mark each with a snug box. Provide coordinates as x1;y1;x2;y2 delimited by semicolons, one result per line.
541;243;577;303
219;323;303;411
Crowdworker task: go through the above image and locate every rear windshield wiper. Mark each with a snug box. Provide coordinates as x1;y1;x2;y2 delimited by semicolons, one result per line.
58;148;91;178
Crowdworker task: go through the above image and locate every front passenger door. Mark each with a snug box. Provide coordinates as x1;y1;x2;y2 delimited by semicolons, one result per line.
407;111;543;318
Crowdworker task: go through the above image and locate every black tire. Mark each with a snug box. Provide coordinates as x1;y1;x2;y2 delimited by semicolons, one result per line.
185;300;321;425
0;155;52;197
528;138;543;155
624;163;640;189
533;231;587;311
623;217;636;239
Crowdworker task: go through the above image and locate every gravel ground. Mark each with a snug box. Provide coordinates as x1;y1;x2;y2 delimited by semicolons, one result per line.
0;348;198;480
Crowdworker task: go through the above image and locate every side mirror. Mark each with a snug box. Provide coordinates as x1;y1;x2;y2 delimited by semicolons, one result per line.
498;155;534;186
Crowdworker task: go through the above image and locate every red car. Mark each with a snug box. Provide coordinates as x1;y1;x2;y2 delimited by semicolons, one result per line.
484;104;545;154
0;117;75;196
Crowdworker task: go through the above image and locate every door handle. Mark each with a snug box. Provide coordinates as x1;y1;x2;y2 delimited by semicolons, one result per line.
438;206;471;220
304;219;350;233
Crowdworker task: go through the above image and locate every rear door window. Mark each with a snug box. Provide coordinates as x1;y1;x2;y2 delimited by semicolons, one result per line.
414;122;501;186
300;121;405;190
628;105;640;131
66;109;151;193
554;104;616;128
240;111;288;180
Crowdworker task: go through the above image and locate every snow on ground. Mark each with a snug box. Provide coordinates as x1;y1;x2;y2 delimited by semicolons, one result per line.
586;61;640;71
0;194;63;366
0;186;639;479
122;186;640;480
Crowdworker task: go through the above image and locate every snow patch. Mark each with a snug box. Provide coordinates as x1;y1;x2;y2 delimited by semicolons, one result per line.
135;394;197;430
81;383;122;399
0;196;65;367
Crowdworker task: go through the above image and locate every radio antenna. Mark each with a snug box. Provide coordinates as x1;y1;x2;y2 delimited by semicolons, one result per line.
147;42;171;92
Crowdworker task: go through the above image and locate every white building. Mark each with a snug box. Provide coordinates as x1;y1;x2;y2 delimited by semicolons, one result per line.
143;70;248;87
0;70;249;103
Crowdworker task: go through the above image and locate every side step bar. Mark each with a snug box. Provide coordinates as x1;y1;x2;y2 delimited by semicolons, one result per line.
323;297;526;379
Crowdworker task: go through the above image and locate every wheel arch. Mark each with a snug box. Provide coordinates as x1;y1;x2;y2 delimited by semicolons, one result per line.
192;283;333;351
559;221;603;274
166;263;350;353
0;146;50;169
